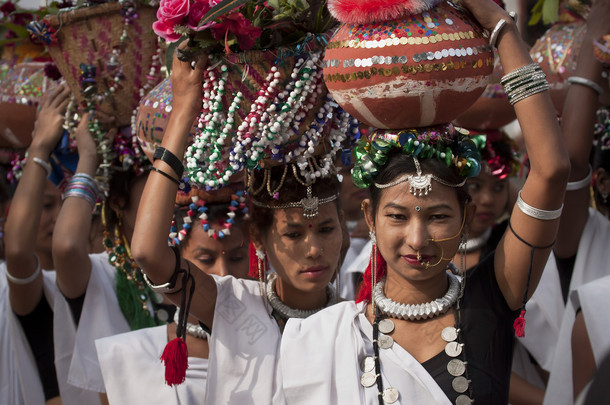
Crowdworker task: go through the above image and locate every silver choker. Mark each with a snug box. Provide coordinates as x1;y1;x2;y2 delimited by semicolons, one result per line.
373;274;460;321
459;227;492;253
174;309;208;340
266;273;337;319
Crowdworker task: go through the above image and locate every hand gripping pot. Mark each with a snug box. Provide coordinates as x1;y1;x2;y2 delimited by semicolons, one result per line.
323;0;494;129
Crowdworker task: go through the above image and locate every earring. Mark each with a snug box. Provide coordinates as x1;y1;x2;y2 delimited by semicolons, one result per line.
369;230;376;244
459;234;468;273
255;248;271;315
602;191;608;205
369;230;378;315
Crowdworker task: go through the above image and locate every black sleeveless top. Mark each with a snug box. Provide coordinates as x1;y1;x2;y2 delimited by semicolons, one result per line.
422;252;519;404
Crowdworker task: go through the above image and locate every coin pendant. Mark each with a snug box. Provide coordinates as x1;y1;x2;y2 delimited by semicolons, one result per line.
378;334;394;349
447;359;466;376
378;318;395;334
360;372;377;388
360;356;375;373
452;376;469;393
455;394;473;405
382;387;399;403
441;326;458;342
445;341;462;357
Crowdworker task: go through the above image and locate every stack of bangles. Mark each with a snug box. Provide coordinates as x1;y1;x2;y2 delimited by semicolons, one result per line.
501;63;550;105
62;173;99;210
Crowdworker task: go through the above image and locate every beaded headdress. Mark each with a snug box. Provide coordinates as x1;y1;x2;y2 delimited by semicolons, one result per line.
351;124;483;191
169;190;249;246
247;157;340;218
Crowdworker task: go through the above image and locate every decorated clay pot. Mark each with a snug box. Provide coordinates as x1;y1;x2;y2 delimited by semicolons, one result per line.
135;77;198;161
454;55;516;130
323;0;493;129
0;62;59;148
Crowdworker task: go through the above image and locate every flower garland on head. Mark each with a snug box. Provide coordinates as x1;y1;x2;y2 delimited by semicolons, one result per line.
351;123;484;189
169;190;249;246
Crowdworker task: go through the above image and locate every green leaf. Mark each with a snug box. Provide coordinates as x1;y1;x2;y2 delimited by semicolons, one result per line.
3;22;29;38
197;0;251;28
165;36;188;73
528;0;544;26
267;0;281;11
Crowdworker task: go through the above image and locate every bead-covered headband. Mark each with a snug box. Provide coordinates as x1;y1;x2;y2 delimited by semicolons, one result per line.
352;123;483;189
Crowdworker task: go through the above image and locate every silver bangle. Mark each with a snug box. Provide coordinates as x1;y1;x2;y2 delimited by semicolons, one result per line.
32;157;51;176
6;254;41;284
516;190;563;220
566;165;592;191
567;76;604;96
142;272;179;294
489;19;508;48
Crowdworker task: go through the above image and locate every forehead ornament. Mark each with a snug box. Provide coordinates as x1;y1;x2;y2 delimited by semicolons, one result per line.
252;185;338;219
374;157;466;197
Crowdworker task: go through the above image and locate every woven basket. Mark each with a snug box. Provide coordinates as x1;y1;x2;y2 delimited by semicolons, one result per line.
0;62;60;148
44;2;158;126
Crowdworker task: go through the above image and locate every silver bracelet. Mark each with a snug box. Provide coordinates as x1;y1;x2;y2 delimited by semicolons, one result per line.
567;76;604;96
6;254;41;284
142;272;180;294
489;18;508;48
516;190;563;220
566;165;592;191
32;157;51;176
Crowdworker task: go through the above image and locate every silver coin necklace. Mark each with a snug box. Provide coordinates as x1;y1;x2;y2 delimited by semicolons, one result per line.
359;274;474;404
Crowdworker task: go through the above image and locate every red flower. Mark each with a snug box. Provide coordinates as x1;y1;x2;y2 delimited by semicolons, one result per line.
188;0;220;31
211;13;261;51
0;2;16;15
153;19;183;42
153;0;189;42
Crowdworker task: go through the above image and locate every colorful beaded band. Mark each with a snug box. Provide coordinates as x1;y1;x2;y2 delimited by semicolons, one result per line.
62;173;99;210
501;63;550;105
351;124;483;189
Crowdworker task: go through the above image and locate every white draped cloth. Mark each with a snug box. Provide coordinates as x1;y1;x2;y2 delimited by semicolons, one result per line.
517;209;610;376
205;275;284;404
281;301;452;405
54;252;129;404
543;275;610;405
95;325;208;404
340;239;370;300
0;263;55;405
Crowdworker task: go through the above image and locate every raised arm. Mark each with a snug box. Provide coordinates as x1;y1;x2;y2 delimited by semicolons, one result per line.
5;84;70;315
131;49;217;328
554;0;610;258
462;0;570;310
52;113;106;298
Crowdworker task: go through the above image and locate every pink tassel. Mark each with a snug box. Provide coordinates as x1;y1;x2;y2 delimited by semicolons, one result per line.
160;337;188;386
328;0;440;24
513;310;526;338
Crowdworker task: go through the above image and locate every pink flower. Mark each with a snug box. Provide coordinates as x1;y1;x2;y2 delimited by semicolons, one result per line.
156;0;190;24
153;0;189;42
188;0;221;31
211;13;262;51
152;19;183;42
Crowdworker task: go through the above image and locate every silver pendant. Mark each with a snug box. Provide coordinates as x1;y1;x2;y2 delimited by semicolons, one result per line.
360;356;375;373
360;372;377;388
452;376;469;393
447;359;466;376
445;341;463;357
378;318;395;334
455;394;473;405
441;326;458;342
382;387;399;403
378;334;394;349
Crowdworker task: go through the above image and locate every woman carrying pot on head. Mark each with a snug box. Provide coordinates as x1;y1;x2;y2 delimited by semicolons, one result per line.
95;187;250;404
280;0;569;403
131;42;351;403
2;83;69;405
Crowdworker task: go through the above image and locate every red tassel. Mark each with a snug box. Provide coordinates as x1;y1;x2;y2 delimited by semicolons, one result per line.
160;337;188;386
356;246;386;303
513;310;526;338
248;242;259;279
